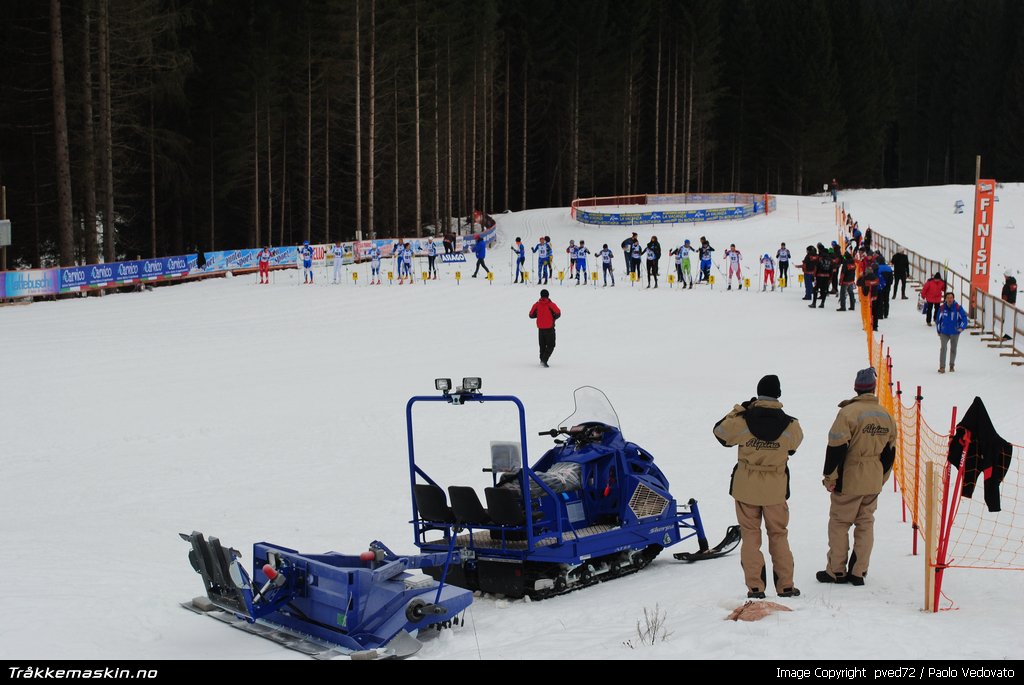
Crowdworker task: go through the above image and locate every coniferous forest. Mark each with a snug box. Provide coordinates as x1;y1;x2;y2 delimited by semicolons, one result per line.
2;0;1023;268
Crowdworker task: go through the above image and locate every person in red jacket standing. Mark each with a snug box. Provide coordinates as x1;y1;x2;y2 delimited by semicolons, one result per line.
920;273;946;326
529;289;561;368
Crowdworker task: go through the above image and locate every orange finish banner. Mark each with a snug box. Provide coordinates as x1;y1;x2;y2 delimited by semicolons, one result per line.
971;179;996;293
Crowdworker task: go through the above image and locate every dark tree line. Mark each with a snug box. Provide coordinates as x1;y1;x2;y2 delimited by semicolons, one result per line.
1;0;1023;268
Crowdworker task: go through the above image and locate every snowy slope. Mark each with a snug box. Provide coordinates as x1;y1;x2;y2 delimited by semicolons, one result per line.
0;186;1020;661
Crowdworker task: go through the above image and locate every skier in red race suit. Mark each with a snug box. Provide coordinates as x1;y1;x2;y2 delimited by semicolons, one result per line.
258;246;272;284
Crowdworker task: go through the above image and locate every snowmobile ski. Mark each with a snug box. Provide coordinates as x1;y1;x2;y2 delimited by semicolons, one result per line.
673;525;741;562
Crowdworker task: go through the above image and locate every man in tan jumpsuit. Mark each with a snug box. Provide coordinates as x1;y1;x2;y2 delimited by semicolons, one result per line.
714;375;804;598
817;367;897;586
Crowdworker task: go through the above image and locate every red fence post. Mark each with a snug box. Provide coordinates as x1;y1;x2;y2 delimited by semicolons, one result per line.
897;381;906;520
933;408;963;612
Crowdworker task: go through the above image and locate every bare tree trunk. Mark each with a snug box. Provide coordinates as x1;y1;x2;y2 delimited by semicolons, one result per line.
482;47;489;215
325;77;330;241
459;103;465;229
368;0;376;238
504;43;509;211
625;50;633;195
414;15;422;237
305;36;312;242
253;91;260;247
50;0;75;266
32;135;43;266
654;27;661;194
354;0;362;240
671;47;679;194
684;49;693;193
98;0;114;262
394;66;399;235
81;0;98;264
572;47;579;202
433;52;440;236
470;57;477;214
267;103;272;245
521;60;527;211
279;122;286;245
209;115;215;250
488;47;495;217
446;36;452;233
150;90;157;257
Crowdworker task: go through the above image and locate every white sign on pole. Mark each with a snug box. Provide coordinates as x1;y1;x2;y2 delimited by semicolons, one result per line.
0;220;11;247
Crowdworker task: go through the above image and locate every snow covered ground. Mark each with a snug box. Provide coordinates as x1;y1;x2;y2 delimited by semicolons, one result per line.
0;186;1020;661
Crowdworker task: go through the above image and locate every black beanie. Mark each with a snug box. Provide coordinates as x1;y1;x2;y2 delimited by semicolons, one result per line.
540;289;549;298
756;374;781;399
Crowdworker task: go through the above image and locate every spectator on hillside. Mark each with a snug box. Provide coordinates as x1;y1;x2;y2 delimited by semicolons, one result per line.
1002;269;1018;305
528;289;561;368
800;245;818;301
921;273;946;326
891;251;910;300
935;291;968;373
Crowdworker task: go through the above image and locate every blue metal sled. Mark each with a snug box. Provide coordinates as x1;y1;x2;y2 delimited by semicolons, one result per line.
181;533;472;659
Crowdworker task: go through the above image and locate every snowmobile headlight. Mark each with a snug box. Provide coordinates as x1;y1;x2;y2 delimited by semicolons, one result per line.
435;378;452;393
462;377;482;391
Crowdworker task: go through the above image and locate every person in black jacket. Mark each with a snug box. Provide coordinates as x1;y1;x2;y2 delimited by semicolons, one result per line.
800;245;818;301
891;251;910;300
1002;270;1018;305
621;233;638;279
810;244;833;308
837;253;857;312
642;236;662;288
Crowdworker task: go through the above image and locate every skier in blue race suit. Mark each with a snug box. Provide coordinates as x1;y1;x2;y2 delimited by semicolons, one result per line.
511;237;526;283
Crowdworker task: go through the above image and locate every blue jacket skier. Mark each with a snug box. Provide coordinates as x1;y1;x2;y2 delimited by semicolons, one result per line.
300;241;314;284
575;241;590;284
511;237;526;283
532;238;550;284
472;236;490;278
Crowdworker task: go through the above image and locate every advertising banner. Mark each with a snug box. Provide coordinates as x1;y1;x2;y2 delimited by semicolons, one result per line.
59;265;90;292
971;179;996;294
440;253;467;263
5;268;59;297
163;255;191;277
86;263;117;288
114;260;143;283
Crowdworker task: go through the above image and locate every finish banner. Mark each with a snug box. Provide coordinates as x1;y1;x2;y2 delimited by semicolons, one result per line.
971;179;996;293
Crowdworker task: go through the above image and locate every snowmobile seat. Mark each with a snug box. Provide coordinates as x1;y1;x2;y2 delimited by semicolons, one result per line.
484;486;541;526
448;486;492;524
414;484;455;523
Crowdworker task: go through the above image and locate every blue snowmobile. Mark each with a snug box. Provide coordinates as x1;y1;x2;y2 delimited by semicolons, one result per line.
409;382;739;599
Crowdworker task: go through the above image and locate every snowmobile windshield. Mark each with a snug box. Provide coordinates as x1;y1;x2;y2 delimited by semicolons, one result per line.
558;386;621;430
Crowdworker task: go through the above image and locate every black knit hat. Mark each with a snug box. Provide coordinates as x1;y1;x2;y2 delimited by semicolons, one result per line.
756;374;781;399
540;289;549;298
